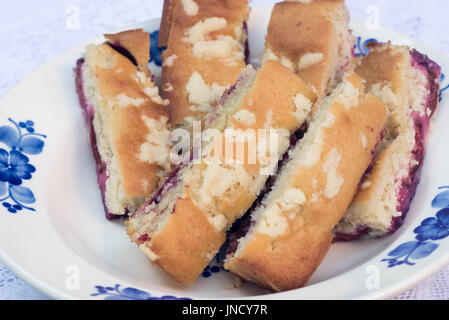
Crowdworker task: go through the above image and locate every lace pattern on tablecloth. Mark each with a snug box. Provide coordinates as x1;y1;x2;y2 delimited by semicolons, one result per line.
0;265;49;300
394;267;449;300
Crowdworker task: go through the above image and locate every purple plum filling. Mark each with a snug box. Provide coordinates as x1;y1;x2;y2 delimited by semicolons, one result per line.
106;42;138;66
224;124;308;257
386;50;440;235
243;21;250;65
137;233;151;245
225;212;252;257
335;50;441;240
75;58;123;220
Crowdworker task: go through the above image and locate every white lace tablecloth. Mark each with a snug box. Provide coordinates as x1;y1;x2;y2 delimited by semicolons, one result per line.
1;0;449;300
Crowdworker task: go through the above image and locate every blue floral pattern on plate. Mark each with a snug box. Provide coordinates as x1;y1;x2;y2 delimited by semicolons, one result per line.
439;73;449;101
353;36;381;57
91;284;191;300
149;30;166;67
382;187;449;267
0;118;46;213
202;264;222;278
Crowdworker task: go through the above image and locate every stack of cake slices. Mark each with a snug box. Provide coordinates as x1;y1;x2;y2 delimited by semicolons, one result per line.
74;0;441;291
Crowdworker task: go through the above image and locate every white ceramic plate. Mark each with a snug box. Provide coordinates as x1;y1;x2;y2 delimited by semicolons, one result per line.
1;7;449;300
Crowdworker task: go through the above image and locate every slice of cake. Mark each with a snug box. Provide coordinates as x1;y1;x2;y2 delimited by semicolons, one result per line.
336;43;441;240
261;0;354;99
75;29;172;219
224;72;388;292
159;0;250;128
127;61;317;284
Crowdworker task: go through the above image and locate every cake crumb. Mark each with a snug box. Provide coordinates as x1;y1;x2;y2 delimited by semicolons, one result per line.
223;277;243;290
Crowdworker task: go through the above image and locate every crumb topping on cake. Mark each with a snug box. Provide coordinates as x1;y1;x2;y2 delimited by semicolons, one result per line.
261;48;295;72
138;116;171;167
233;109;256;126
208;213;228;232
186;71;227;110
193;36;244;61
338;81;359;108
109;94;145;108
255;187;306;238
182;17;243;62
185;17;228;43
293;93;313;122
144;86;169;106
188;162;253;212
134;71;169;105
234;25;244;41
360;133;368;148
298;52;323;70
258;128;291;175
163;54;178;67
260;48;279;64
277;188;307;211
181;0;199;16
255;204;289;238
323;147;344;199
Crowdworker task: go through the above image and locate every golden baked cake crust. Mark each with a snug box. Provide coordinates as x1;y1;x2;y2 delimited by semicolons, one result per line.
224;72;388;291
263;0;353;98
160;0;250;127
